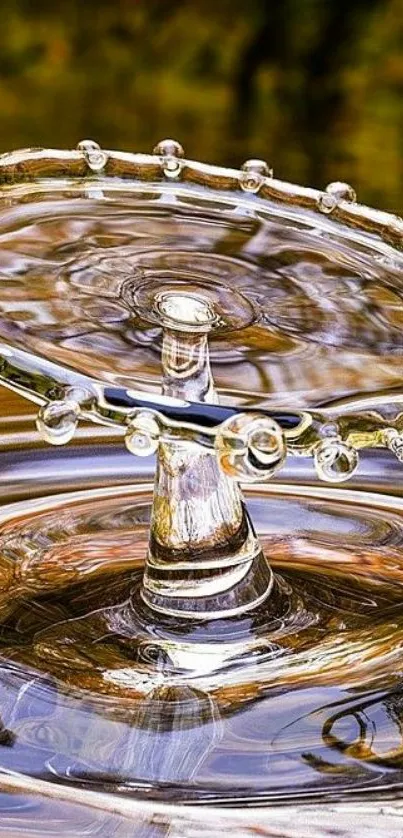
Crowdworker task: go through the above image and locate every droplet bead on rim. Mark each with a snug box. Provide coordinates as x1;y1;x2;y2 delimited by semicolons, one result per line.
215;413;286;483
317;193;338;214
76;139;108;173
240;159;273;193
153;139;185;159
318;181;357;214
36;399;79;446
153;138;184;179
384;428;403;463
314;438;359;483
326;181;357;203
125;410;160;457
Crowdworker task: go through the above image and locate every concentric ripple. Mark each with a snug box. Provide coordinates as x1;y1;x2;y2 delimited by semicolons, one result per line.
0;184;402;406
0;483;402;802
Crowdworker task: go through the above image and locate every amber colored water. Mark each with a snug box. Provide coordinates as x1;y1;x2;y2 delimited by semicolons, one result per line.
0;186;402;409
0;477;400;804
0;182;401;838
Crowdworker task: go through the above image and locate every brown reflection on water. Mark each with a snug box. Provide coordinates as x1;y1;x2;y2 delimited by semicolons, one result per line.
0;194;402;408
0;487;400;800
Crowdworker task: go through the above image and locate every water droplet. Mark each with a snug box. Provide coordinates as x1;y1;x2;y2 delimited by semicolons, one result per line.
36;400;79;446
240;159;272;193
314;438;358;483
319;422;339;439
76;140;108;172
125;410;160;457
317;193;338;214
215;414;285;483
153;139;184;179
153;139;184;158
154;291;217;331
384;429;403;463
326;181;356;203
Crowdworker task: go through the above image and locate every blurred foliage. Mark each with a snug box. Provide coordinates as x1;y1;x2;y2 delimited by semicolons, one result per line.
0;0;401;211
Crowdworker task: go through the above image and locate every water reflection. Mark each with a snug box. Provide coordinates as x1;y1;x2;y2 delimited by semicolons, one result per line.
0;91;400;829
0;484;400;802
0;191;402;409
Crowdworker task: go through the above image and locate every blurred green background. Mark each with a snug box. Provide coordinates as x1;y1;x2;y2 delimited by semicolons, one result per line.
0;0;401;211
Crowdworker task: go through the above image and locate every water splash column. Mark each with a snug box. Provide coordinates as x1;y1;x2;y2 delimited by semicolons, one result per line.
140;292;274;618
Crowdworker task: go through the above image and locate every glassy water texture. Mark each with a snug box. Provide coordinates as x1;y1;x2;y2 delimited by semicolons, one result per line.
1;480;403;803
0;182;402;407
0;169;402;819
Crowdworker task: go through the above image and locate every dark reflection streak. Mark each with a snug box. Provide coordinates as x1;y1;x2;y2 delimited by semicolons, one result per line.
271;688;396;752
